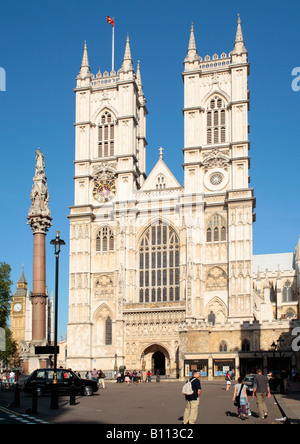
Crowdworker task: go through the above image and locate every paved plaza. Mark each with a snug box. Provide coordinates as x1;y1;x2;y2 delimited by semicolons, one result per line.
0;380;289;425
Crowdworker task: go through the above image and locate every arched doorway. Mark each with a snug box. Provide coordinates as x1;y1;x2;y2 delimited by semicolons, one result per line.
153;351;166;376
143;344;170;377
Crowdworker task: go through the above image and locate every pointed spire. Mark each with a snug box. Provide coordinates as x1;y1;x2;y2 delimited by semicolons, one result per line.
232;14;247;54
79;41;91;77
136;60;142;88
121;34;134;72
18;265;27;286
184;23;200;70
188;23;197;53
81;41;89;67
96;67;102;78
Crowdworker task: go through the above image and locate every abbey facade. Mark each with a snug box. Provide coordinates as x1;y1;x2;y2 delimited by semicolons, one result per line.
67;18;300;379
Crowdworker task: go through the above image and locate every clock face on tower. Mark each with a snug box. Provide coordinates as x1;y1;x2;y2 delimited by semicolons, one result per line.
13;303;22;312
93;179;116;203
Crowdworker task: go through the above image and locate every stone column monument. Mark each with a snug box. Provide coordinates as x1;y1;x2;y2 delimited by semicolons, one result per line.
27;148;52;341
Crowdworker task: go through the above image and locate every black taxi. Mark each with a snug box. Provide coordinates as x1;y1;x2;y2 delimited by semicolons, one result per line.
23;368;98;397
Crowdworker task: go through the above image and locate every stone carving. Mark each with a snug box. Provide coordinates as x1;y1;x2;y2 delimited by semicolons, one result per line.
92;161;117;181
206;266;227;290
27;149;52;234
203;149;230;172
94;274;114;299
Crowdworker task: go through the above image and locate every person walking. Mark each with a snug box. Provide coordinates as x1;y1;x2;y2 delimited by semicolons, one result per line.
125;372;131;386
225;371;232;391
183;370;201;424
91;368;98;382
98;369;106;389
132;370;138;384
233;377;248;420
252;369;271;420
147;370;151;382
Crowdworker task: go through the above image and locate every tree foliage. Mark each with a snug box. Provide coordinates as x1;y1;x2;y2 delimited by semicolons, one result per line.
0;262;13;328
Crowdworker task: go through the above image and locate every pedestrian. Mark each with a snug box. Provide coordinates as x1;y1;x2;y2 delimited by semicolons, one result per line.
147;370;151;382
183;370;201;424
231;369;236;381
98;369;106;389
233;377;248;420
9;371;15;387
225;371;231;391
132;370;138;384
252;369;271;420
91;368;98;382
125;372;131;386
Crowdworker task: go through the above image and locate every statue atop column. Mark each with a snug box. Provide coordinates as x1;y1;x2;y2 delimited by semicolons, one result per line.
27;149;52;234
27;149;52;341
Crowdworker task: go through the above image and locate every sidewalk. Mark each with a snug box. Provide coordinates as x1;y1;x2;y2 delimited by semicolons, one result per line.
273;381;300;424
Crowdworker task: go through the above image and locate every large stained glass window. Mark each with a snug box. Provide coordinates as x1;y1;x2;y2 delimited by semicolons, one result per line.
139;221;180;303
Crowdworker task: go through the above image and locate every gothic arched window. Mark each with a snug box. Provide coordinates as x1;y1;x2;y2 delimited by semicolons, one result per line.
96;227;114;252
242;339;251;352
156;174;166;190
105;317;112;345
219;341;228;352
207;96;226;144
139;221;180;303
98;111;115;158
206;214;226;243
282;281;293;302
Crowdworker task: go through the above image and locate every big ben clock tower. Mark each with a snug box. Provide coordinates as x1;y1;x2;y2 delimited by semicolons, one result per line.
10;266;29;347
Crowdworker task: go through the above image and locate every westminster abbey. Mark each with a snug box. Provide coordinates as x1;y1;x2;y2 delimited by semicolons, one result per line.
66;17;300;379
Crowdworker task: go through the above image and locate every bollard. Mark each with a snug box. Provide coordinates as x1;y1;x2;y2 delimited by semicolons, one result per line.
13;383;20;408
50;383;59;410
70;383;76;405
32;388;38;414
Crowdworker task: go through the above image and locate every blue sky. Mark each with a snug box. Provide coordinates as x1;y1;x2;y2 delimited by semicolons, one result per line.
0;0;299;339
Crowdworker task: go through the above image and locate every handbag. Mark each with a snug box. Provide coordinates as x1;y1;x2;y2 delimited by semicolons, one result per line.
234;384;244;407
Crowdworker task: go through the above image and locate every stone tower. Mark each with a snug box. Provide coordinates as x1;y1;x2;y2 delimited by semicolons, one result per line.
182;16;255;321
10;267;29;347
67;36;148;370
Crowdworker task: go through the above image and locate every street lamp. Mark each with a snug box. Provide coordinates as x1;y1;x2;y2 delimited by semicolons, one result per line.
50;231;65;409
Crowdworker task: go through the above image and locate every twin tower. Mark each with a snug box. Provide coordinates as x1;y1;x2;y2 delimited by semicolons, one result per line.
67;16;255;376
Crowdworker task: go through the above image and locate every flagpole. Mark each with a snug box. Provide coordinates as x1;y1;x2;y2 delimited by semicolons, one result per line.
112;17;115;72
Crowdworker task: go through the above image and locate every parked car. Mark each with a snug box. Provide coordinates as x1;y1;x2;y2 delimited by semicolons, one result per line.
243;374;255;394
23;368;98;397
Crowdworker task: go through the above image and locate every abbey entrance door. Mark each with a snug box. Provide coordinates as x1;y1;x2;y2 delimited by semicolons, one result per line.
153;351;166;375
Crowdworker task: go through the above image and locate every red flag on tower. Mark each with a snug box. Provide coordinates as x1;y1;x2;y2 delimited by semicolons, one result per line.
107;16;114;27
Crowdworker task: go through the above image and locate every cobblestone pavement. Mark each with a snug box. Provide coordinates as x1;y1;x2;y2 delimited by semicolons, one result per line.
1;380;286;425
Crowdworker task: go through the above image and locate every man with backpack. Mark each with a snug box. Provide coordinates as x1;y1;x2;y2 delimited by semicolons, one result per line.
182;370;201;424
